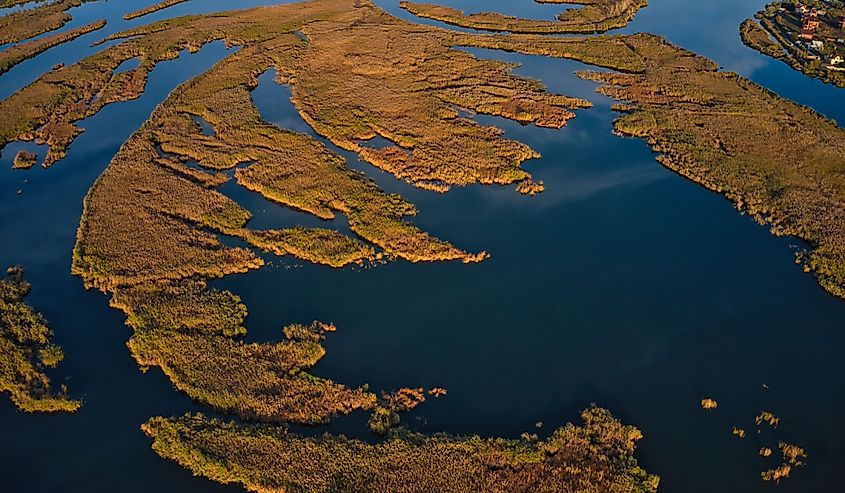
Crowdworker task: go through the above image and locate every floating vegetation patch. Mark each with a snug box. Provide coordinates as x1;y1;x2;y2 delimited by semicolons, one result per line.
0;267;81;413
142;407;659;493
756;411;780;428
700;398;718;410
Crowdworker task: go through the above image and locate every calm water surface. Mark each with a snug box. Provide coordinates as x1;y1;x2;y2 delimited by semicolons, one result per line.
1;1;844;492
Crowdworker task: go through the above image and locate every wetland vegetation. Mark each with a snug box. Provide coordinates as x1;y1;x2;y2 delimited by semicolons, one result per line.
142;407;659;493
124;0;191;21
0;267;80;413
2;0;844;490
400;0;648;34
0;20;106;77
0;0;91;45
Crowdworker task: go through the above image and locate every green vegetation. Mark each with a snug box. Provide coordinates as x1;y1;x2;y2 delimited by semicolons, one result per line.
10;0;845;489
0;267;80;413
143;407;659;493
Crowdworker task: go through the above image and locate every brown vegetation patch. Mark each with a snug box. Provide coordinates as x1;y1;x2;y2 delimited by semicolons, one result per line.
124;0;190;21
12;150;37;169
0;0;88;45
401;0;647;34
143;407;659;493
129;323;377;423
0;19;106;78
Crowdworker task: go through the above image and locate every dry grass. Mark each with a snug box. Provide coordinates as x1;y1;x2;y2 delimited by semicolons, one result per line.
0;20;106;77
0;0;86;45
124;0;190;21
286;7;589;193
401;0;646;34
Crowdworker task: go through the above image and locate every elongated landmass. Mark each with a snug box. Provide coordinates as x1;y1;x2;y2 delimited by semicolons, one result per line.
0;19;106;76
400;0;646;34
540;0;647;31
0;267;80;413
0;0;91;45
124;0;190;21
143;407;658;493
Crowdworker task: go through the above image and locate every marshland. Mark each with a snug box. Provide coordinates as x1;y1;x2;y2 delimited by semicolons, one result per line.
1;0;844;492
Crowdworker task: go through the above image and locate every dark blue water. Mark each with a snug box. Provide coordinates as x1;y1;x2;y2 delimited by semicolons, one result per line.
2;1;844;492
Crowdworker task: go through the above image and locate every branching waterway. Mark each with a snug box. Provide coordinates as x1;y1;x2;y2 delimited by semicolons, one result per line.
1;1;844;492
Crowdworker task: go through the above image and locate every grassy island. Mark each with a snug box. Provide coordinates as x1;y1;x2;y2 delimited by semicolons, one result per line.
0;267;80;413
741;1;845;87
0;20;106;77
0;0;92;45
124;0;190;21
400;0;646;34
142;407;659;493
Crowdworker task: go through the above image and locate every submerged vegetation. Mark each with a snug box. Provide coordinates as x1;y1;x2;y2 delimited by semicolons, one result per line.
143;407;659;493
0;267;80;413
